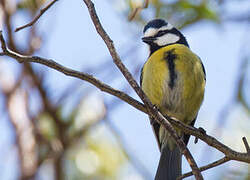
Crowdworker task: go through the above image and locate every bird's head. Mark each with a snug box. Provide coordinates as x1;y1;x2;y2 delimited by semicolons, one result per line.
142;19;189;55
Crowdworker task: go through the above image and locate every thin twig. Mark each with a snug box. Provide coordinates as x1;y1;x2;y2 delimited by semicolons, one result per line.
15;0;59;32
178;157;230;179
242;137;250;154
82;0;203;179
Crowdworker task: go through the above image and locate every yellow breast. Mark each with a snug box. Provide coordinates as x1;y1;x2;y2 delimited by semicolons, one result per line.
141;44;205;122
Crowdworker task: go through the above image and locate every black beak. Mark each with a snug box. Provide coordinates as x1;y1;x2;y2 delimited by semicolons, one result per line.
142;36;157;44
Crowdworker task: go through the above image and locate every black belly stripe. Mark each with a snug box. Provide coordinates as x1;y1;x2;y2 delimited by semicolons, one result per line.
164;49;177;89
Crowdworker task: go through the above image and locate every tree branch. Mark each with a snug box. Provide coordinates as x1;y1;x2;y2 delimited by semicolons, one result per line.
1;29;250;178
82;0;203;179
0;30;146;114
178;157;230;179
15;0;59;32
168;117;250;163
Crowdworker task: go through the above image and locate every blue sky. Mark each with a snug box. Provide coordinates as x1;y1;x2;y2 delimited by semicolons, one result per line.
0;0;249;179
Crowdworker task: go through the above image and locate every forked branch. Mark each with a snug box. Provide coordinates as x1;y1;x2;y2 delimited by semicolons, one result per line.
15;0;59;32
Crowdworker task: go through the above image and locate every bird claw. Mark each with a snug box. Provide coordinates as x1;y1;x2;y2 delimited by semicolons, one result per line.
150;105;159;125
150;118;155;125
153;104;159;111
194;127;206;144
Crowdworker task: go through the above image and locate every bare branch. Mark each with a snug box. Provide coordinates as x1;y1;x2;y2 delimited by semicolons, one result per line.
178;157;230;179
15;0;59;32
243;137;250;154
1;5;250;177
0;31;146;114
82;0;203;179
1;29;250;177
0;72;37;179
167;118;250;164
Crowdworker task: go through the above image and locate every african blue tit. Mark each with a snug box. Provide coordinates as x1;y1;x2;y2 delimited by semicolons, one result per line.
140;19;206;180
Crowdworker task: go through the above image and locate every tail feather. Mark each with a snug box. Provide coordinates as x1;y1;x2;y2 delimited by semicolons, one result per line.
155;145;181;180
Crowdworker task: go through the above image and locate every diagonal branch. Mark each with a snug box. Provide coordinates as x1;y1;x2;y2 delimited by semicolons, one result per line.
1;30;250;178
82;0;203;179
15;0;59;32
0;30;146;114
178;156;230;179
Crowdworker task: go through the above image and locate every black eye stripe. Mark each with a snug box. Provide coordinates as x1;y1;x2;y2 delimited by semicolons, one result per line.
155;28;180;37
157;30;167;36
143;22;190;53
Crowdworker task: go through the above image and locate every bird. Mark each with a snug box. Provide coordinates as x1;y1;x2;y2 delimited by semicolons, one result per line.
140;19;206;180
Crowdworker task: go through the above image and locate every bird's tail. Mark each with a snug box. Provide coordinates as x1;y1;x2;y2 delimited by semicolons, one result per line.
155;145;182;180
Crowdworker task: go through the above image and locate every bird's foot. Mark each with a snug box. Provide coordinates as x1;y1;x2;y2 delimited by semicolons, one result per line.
150;117;155;125
150;105;159;125
194;127;206;144
153;104;159;111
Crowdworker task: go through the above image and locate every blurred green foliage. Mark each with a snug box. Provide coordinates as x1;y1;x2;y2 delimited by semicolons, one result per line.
127;0;219;28
17;0;47;12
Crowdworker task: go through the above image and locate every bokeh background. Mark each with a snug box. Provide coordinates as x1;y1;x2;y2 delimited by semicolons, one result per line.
0;0;249;179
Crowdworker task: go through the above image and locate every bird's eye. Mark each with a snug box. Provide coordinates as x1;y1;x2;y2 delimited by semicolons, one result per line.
157;30;165;36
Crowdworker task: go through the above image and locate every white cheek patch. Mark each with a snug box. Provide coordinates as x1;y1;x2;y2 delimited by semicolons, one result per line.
154;33;180;46
158;23;174;31
144;28;158;37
